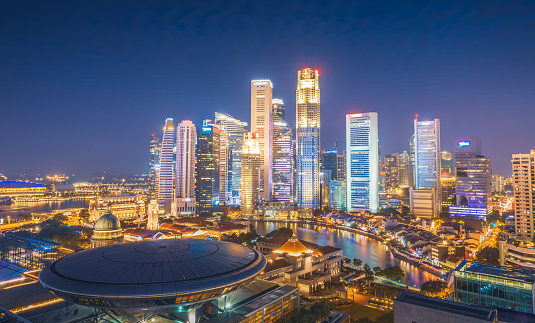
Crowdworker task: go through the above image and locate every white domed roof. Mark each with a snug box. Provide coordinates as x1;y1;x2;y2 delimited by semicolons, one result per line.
94;212;121;231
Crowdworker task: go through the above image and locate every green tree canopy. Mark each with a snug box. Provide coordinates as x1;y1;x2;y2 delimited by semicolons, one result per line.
476;246;500;265
265;227;293;238
420;280;447;297
375;265;405;281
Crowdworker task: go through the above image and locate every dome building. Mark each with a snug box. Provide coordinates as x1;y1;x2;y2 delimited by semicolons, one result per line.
90;211;124;248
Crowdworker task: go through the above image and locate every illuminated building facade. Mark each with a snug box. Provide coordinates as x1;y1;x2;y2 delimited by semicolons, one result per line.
158;118;175;213
512;149;535;242
90;211;124;248
251;80;273;202
491;174;505;195
296;68;320;210
399;151;411;188
450;137;492;220
149;134;161;195
272;99;294;203
195;124;221;216
330;180;346;211
241;132;261;217
205;119;229;205
215;112;248;205
441;150;454;176
0;181;46;198
88;194;145;221
441;176;456;209
384;153;400;192
147;199;159;230
175;120;196;216
413;118;441;213
346;112;379;213
319;170;331;208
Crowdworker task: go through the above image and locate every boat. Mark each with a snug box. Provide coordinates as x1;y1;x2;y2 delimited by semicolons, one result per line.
0;196;12;205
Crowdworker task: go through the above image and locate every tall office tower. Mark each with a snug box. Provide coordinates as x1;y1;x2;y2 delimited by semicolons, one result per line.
272;108;294;203
158;118;175;213
398;151;411;188
413;118;441;215
323;146;338;178
441;151;454;176
450;137;492;220
175;120;196;216
149;134;162;195
409;136;416;186
195;124;221;216
512;149;535;242
204;120;229;205
330;180;346;211
346;113;379;213
491;175;505;195
215;112;248;205
241;132;261;217
441;177;456;209
296;68;320;210
147;199;159;230
337;153;346;180
272;98;285;120
251;80;273;202
320;170;332;208
384;153;400;192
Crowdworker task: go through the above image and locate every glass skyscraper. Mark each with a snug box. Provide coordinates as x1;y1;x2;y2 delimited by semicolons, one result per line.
272;99;294;203
241;132;261;216
158;118;175;213
149;134;161;196
195;123;221;216
346;113;379;213
214;112;248;205
296;68;320;210
175;120;196;216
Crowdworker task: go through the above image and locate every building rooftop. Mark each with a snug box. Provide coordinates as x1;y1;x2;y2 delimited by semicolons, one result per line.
456;261;535;283
314;245;342;256
0;180;44;189
277;237;311;255
396;292;496;321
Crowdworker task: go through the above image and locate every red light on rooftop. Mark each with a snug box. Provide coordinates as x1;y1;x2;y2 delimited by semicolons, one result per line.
151;134;155;136
315;69;319;75
350;114;363;118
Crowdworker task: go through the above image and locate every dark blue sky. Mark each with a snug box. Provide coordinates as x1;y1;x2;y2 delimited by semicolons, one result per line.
1;0;534;177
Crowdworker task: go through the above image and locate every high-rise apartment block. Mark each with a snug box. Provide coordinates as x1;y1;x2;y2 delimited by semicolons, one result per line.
398;150;411;188
251;80;273;202
241;132;261;217
149;134;161;195
384;153;400;192
272;99;294;203
450;137;492;220
413;118;441;216
296;68;320;210
205;120;229;205
346;113;379;213
512;149;535;242
195;124;221;216
215;112;248;205
158;118;175;213
491;174;505;195
175;120;196;216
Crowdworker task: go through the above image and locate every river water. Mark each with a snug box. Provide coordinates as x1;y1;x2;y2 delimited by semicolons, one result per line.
0;199;90;218
252;221;438;287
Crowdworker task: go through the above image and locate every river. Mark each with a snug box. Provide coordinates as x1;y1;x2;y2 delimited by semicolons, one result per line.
0;199;90;218
252;220;438;287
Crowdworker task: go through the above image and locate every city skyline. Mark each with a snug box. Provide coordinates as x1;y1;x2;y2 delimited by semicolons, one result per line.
2;1;535;177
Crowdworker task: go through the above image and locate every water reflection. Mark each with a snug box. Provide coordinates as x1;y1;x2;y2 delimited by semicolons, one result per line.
0;200;90;217
253;221;438;287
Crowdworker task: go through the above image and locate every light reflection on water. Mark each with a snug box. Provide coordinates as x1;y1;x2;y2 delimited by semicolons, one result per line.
0;200;90;218
252;221;438;287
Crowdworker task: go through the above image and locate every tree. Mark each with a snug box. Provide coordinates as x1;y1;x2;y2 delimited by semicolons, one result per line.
343;257;352;264
363;264;375;287
220;214;231;222
353;258;362;268
288;300;335;323
487;211;500;224
420;280;447;297
372;266;382;273
266;227;293;238
439;211;450;221
376;265;404;281
476;246;500;265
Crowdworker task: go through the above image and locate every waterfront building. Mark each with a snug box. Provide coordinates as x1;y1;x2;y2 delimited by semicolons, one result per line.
296;68;321;211
272;102;294;203
0;180;47;198
330;180;346;212
147;199;159;230
88;194;145;221
450;137;492;220
413;118;441;214
90;211;124;248
215;112;248;205
175;120;196;216
254;201;297;219
346;112;379;213
512;149;535;242
491;175;505;195
441;150;454;176
195;123;221;216
158;118;175;213
251;80;273;202
148;134;161;195
410;187;437;219
399;150;411;188
241;132;261;217
453;260;535;314
384;153;400;192
441;176;456;209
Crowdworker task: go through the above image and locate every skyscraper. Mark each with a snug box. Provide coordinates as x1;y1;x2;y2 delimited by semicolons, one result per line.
450;137;492;219
413;118;441;215
272;100;294;203
241;132;261;217
296;68;320;210
204;119;229;205
195;123;221;216
149;134;161;195
251;80;273;202
330;180;346;212
158;118;175;213
441;150;454;176
215;112;248;205
346;113;379;213
272;98;285;120
512;149;535;242
175;120;196;216
384;153;400;192
398;151;411;188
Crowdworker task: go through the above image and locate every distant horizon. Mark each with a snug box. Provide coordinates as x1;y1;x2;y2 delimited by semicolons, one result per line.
2;1;534;176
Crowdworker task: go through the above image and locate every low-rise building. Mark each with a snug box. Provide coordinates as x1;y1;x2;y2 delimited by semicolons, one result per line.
498;241;535;270
0;180;47;198
89;194;145;221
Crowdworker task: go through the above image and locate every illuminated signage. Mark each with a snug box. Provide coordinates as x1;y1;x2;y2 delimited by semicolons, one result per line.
350;114;362;118
201;126;212;133
458;141;471;147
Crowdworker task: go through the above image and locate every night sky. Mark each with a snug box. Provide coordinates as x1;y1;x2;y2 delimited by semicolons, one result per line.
1;0;534;177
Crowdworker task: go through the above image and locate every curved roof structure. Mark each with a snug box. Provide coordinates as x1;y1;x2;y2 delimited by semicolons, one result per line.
39;239;266;314
94;212;121;231
0;180;44;188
